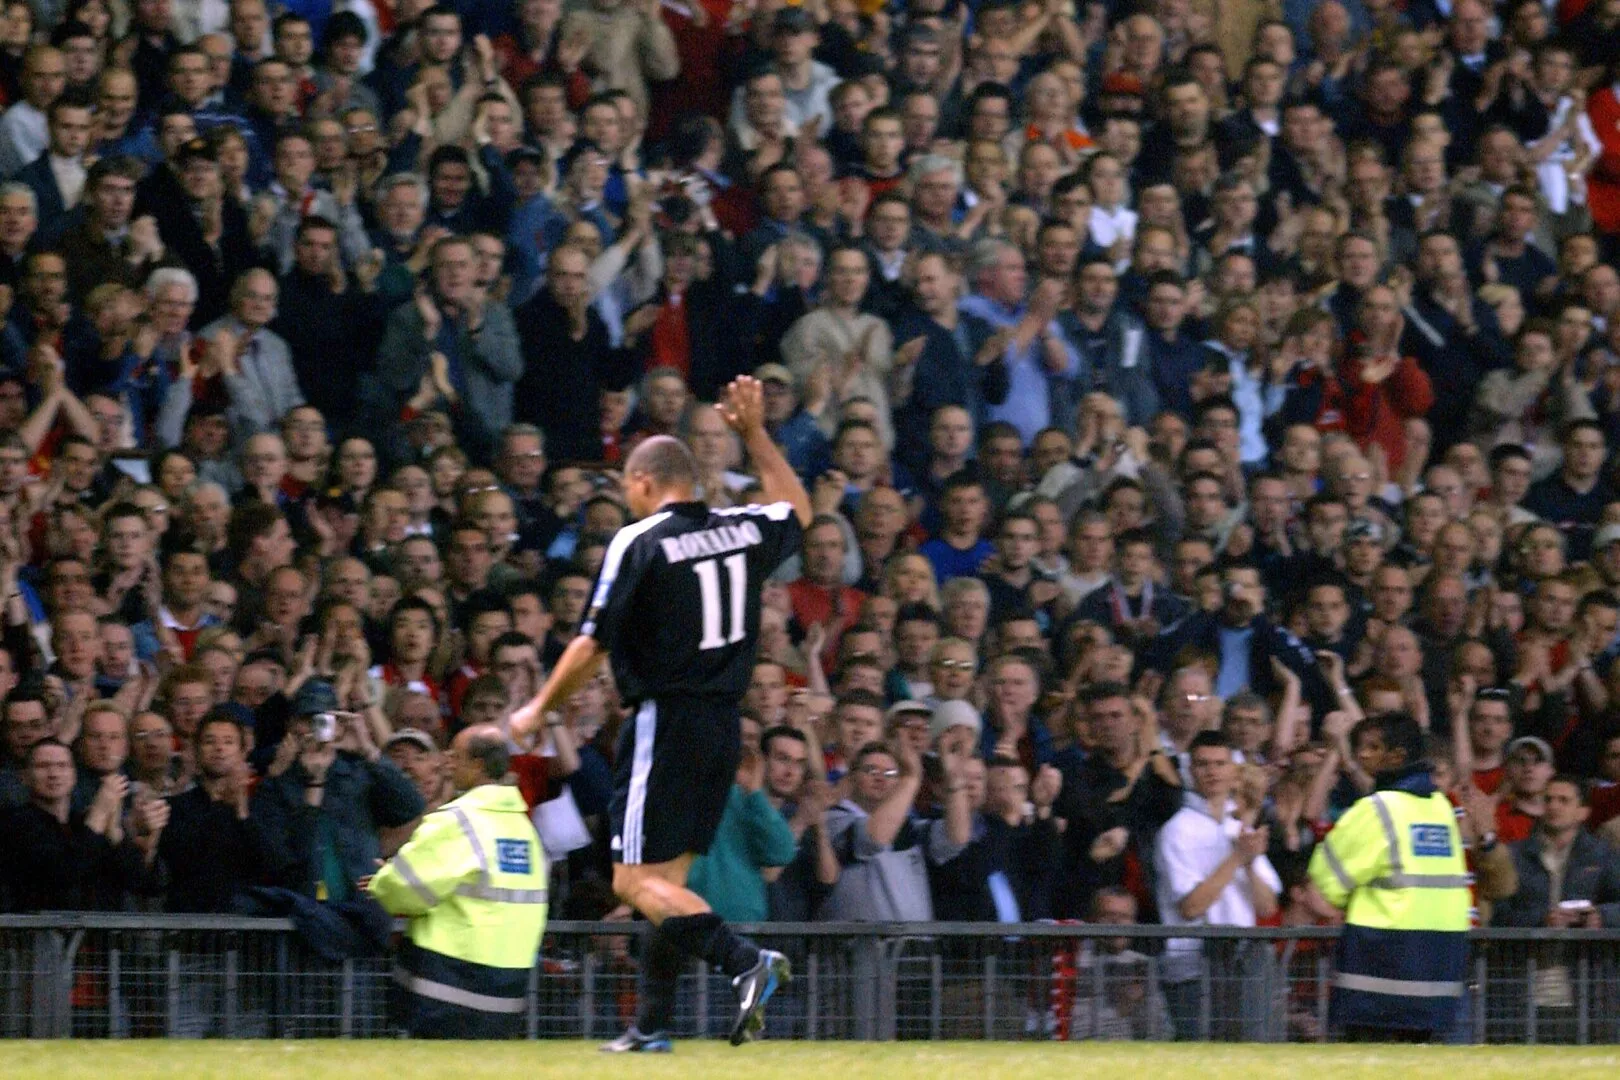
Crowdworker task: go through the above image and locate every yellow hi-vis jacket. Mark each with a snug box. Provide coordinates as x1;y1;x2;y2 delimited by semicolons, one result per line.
1308;781;1471;1033
370;783;548;1035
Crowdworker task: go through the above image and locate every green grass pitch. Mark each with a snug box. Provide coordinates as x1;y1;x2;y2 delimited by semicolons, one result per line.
4;1042;1619;1079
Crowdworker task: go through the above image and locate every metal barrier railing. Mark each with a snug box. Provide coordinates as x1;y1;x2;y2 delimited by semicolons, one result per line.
2;916;1619;1041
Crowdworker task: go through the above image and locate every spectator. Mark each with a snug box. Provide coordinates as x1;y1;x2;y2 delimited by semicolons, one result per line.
1154;731;1280;1040
71;699;127;810
272;216;385;431
0;738;158;910
1523;420;1613;563
960;240;1079;445
759;723;839;921
0;45;67;177
251;680;424;901
0;690;53;808
1496;773;1620;931
153;707;268;912
931;750;1064;922
920;473;993;582
687;733;799;923
1146;562;1334;716
376;235;523;465
559;0;677;116
513;242;635;463
1054;681;1184;919
823;738;968;922
779;245;895;449
17;94;93;242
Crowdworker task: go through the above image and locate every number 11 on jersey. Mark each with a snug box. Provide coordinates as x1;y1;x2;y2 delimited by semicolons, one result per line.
694;554;747;650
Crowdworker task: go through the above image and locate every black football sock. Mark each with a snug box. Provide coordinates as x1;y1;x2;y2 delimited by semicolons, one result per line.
635;924;684;1034
660;912;761;978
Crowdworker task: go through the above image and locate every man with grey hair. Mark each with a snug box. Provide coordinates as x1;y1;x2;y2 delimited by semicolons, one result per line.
368;721;546;1038
0;184;37;285
372;173;429;267
496;423;556;550
960;238;1079;445
179;268;304;445
909;153;964;252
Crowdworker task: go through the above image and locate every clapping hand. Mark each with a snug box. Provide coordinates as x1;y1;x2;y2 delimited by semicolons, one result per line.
1089;825;1129;862
415;287;442;341
1234;825;1269;864
1031;764;1062;810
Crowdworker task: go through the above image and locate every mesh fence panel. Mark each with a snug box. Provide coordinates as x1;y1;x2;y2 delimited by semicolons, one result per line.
0;918;1617;1042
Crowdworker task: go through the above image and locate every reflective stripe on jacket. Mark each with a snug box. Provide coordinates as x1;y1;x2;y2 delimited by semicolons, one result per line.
1309;785;1471;1032
369;784;549;1036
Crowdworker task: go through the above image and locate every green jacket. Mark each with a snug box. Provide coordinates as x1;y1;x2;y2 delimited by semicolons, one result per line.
689;785;798;923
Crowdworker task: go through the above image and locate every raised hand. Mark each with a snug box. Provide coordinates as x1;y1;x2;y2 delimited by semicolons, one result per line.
1089;825;1129;862
129;215;163;262
894;336;926;368
429;351;457;401
415;287;443;341
1031;763;1062;809
207;328;239;377
811;469;846;515
717;375;767;437
355;248;385;292
1321;709;1355;743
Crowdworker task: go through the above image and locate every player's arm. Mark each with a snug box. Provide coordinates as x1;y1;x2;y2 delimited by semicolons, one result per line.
513;514;649;742
510;636;605;743
719;375;813;527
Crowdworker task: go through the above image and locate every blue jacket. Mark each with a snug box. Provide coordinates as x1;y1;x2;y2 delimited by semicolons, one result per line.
977;712;1055;769
251;752;425;902
887;305;1006;472
15;154;70;242
1144;611;1337;723
1494;828;1620;929
1316;767;1470;1034
770;408;832;482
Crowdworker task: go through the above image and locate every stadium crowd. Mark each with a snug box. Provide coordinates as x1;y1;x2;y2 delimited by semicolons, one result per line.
1;0;1620;1039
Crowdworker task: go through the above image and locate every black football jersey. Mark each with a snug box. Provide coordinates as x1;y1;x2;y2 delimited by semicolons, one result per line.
581;500;802;704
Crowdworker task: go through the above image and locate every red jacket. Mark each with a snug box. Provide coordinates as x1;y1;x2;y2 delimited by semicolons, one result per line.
1328;340;1434;472
1587;84;1620;233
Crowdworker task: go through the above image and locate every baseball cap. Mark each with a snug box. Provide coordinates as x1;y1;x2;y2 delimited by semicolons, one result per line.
386;727;438;753
505;144;546;170
187;398;228;421
291;679;340;717
176;136;216;165
1100;72;1145;97
1346;519;1385;544
1595;523;1620;552
558;137;608;178
755;363;794;386
215;701;255;730
1507;735;1554;762
930;699;982;742
886;700;932;726
772;7;816;35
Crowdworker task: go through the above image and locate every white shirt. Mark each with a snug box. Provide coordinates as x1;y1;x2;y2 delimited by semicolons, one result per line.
1154;792;1281;983
49;154;86;209
0;101;47;177
1089;204;1138;250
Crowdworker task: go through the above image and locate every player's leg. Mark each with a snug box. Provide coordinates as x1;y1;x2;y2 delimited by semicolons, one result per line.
611;857;705;923
606;702;785;1045
614;858;762;971
601;705;684;1052
613;858;788;1046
